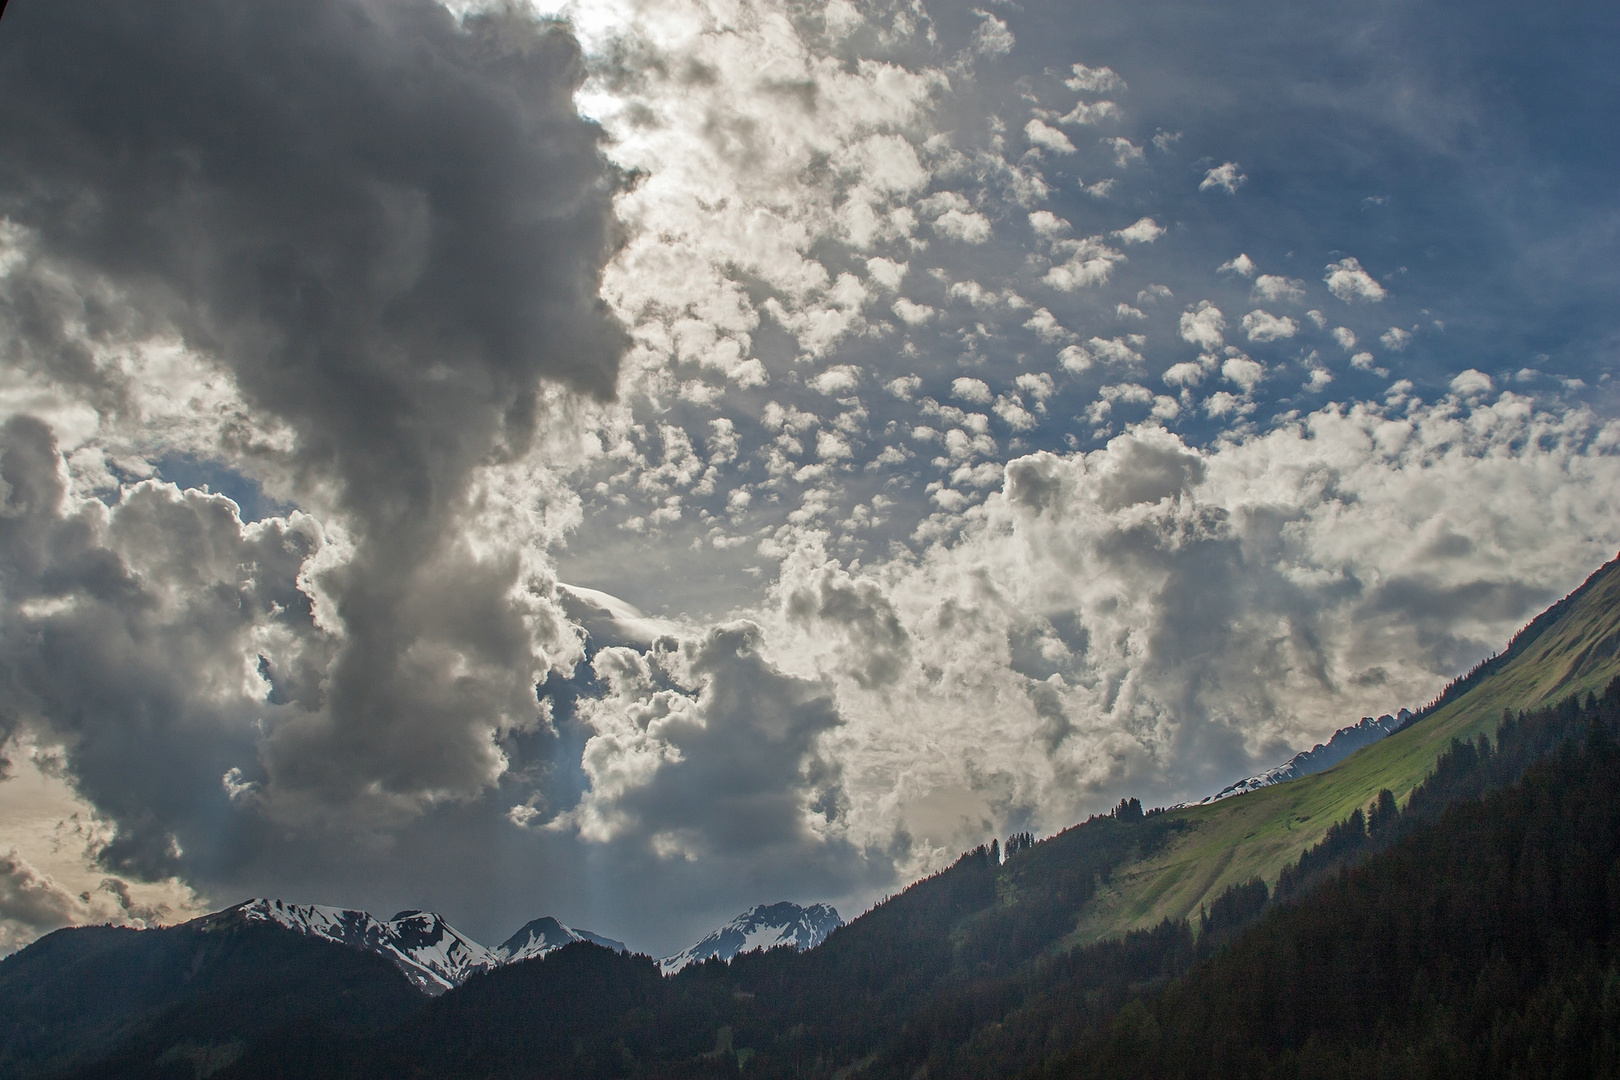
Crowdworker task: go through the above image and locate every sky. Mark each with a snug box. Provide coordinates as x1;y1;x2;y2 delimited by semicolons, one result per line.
0;0;1616;958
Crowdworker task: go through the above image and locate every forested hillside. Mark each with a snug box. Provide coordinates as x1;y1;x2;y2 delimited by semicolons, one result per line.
1040;690;1620;1079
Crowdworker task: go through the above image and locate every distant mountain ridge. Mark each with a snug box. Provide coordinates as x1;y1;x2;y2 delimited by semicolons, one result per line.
659;902;843;973
205;897;842;989
211;898;625;994
1191;709;1412;805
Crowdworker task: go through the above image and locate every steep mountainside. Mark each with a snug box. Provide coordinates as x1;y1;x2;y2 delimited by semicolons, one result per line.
1040;711;1620;1080
1071;553;1620;943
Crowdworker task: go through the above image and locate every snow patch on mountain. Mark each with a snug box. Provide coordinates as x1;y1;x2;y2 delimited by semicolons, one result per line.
659;902;842;975
211;898;623;994
1193;710;1412;805
493;916;627;964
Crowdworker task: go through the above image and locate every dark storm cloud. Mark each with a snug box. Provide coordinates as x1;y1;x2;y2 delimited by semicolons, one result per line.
0;0;626;510
0;416;325;877
0;0;627;871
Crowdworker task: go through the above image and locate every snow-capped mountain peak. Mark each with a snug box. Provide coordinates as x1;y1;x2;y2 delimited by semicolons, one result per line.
491;916;629;964
210;898;497;994
659;901;842;975
210;898;627;994
493;915;579;964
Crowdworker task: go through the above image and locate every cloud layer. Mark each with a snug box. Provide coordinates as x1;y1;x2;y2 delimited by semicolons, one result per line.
0;0;1616;953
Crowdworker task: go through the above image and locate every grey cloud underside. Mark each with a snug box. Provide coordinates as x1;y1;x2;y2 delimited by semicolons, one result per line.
0;416;320;877
0;0;627;872
573;623;853;856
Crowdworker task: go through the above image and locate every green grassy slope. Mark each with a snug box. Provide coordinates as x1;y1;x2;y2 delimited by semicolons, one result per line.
1071;553;1620;944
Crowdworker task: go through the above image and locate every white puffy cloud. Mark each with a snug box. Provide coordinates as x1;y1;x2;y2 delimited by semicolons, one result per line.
972;9;1015;56
1025;119;1077;154
1252;275;1306;304
1180;300;1227;349
1105;137;1145;168
1333;326;1358;351
1241;309;1299;342
817;430;854;460
1204;390;1254;418
1381;326;1414;351
994;395;1039;431
892;298;938;325
1099;382;1154;406
1221;355;1266;391
923;192;993;244
1058;345;1092;372
1024;308;1075;343
1450;369;1493;397
1065;64;1125;93
577;0;948;380
1325;257;1387;303
865;257;908;291
1016;373;1056;402
1043;236;1127;290
951;377;994;405
1218;253;1257;277
1061;335;1146;372
1113;217;1166;245
886;375;923;401
1200;162;1246;193
1028;211;1071;238
835;134;929;197
808;365;863;396
1162;361;1207;388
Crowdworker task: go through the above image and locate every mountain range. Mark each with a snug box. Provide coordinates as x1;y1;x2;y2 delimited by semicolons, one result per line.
203;896;834;994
